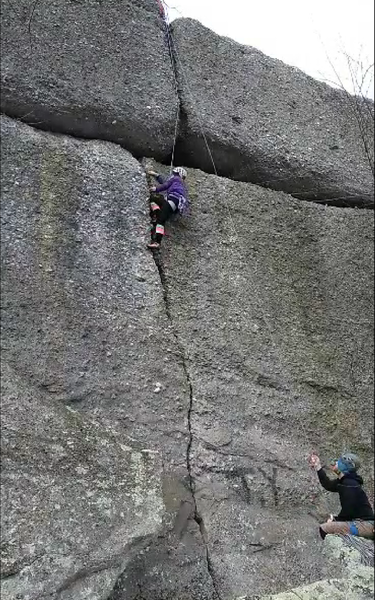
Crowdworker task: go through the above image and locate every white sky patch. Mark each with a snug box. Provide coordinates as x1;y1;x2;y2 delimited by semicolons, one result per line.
166;0;374;99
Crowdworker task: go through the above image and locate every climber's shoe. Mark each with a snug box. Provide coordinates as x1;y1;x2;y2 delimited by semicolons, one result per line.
147;242;160;250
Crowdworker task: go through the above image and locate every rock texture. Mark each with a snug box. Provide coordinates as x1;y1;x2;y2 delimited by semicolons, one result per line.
0;115;189;468
260;570;374;600
171;18;374;207
0;116;217;600
1;6;374;599
260;536;374;599
1;362;164;600
0;0;178;160
145;161;374;598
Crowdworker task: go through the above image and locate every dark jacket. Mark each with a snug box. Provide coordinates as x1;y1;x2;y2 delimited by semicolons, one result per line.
318;468;374;521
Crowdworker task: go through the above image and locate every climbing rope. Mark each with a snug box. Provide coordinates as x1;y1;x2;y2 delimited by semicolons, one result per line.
157;0;180;174
339;535;374;566
163;8;296;373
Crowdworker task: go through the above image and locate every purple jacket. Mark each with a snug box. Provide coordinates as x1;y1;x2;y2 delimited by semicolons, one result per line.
155;175;188;201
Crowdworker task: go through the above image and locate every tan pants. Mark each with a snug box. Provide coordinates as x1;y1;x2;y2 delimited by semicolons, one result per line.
321;519;374;539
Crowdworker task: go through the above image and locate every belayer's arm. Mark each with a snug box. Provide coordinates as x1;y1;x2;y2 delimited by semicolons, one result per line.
317;468;339;492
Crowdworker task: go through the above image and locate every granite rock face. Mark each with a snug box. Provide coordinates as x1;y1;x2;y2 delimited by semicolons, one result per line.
1;9;374;598
171;18;374;207
0;116;190;468
145;161;374;598
259;536;374;600
1;116;374;597
1;4;374;206
0;0;178;160
0;116;217;599
1;362;165;600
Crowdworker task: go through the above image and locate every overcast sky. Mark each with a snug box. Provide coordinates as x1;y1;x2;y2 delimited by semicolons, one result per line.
166;0;374;99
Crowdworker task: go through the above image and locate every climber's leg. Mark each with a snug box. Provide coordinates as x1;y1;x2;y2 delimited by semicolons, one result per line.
148;197;173;249
150;193;163;222
149;193;164;243
351;521;374;539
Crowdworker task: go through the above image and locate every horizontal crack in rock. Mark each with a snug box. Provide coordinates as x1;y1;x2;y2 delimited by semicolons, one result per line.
2;109;372;210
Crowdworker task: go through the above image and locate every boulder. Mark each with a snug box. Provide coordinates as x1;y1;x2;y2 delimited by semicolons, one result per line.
144;161;374;598
0;0;178;160
1;362;165;600
171;18;374;207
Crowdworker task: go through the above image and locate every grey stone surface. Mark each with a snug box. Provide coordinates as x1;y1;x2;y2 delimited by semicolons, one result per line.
149;162;374;598
0;116;216;600
0;0;178;160
259;570;374;600
1;118;374;598
0;115;190;468
325;535;374;569
259;536;374;599
171;18;374;207
1;362;165;600
109;519;219;600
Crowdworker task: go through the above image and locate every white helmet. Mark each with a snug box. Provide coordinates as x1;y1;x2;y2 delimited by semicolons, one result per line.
172;166;187;179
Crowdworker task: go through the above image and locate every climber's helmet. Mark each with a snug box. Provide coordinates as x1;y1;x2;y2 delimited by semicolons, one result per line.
172;167;187;179
336;453;361;474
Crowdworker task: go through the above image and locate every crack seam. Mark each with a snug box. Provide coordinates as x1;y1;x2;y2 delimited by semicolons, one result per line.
150;247;223;600
2;111;372;210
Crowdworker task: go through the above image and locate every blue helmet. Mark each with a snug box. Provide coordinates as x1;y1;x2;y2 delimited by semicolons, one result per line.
337;453;360;474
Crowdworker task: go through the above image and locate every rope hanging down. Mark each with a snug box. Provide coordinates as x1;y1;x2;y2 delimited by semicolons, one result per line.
156;0;166;19
156;0;180;173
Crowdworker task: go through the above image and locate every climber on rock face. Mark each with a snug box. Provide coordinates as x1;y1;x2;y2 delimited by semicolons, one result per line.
309;452;374;540
147;167;189;250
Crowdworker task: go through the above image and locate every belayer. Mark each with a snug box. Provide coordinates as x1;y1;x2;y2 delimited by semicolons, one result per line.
309;452;374;540
147;167;189;250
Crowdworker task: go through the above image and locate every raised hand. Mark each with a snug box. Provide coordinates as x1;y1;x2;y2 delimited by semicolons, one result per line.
309;453;322;471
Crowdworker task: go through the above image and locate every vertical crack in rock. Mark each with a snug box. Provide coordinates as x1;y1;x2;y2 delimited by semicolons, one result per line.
151;250;223;600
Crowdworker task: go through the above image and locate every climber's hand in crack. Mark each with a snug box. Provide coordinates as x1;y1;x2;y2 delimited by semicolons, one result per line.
147;170;159;177
150;186;157;192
